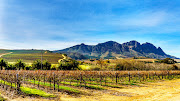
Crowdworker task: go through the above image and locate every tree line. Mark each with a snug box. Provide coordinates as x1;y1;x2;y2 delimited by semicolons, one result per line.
0;58;79;70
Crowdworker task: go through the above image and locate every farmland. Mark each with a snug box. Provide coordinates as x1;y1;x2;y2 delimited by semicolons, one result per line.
0;70;179;100
0;50;180;100
0;50;63;64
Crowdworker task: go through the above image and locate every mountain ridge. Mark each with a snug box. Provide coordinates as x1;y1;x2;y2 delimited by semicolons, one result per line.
53;40;178;59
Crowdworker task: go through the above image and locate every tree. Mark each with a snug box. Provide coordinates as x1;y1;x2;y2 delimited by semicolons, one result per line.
6;64;16;70
43;60;51;70
32;59;41;70
0;58;7;70
172;64;179;70
58;59;79;70
115;64;124;70
70;60;79;70
15;59;26;70
161;58;177;64
97;59;104;68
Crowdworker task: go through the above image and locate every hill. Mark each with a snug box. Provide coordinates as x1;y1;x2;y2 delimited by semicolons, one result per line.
0;49;63;64
53;40;178;59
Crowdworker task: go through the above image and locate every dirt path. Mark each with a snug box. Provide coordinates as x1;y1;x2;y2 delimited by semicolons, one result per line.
58;54;67;62
60;79;180;101
0;52;13;58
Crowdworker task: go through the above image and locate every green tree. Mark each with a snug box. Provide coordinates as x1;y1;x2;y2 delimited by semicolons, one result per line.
0;58;7;70
43;60;51;70
161;58;177;64
58;59;79;70
97;59;104;68
15;59;26;70
32;59;41;70
6;64;16;70
71;60;79;70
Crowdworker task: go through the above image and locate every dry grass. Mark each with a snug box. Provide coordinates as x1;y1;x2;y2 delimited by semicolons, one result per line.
60;79;180;101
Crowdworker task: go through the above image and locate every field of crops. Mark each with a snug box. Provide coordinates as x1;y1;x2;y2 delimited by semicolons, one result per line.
0;70;179;100
0;49;64;64
2;53;63;64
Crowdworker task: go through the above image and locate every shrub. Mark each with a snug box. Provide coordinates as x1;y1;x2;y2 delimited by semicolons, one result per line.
58;59;79;70
172;64;179;70
15;59;26;70
6;64;16;70
160;58;177;64
32;59;42;70
0;58;7;70
43;60;51;70
115;64;124;70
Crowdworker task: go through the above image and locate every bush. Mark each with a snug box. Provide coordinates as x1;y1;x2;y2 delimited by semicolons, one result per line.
43;60;51;70
6;64;16;70
172;64;179;70
160;58;177;64
32;59;42;70
51;65;57;70
15;59;26;70
115;64;124;70
0;58;7;70
58;59;79;70
90;66;101;71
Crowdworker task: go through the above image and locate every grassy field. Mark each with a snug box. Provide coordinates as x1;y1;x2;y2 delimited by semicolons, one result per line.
60;79;180;101
1;78;179;101
0;50;63;64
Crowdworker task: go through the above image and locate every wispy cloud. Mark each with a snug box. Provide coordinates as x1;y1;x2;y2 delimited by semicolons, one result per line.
1;0;180;57
116;11;167;27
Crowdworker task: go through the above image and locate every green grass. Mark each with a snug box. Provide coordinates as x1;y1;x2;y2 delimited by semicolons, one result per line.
0;80;56;98
20;87;56;98
60;81;106;90
2;53;63;64
0;96;6;101
28;80;81;94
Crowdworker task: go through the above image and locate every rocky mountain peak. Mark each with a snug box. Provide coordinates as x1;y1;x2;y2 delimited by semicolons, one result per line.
54;40;177;59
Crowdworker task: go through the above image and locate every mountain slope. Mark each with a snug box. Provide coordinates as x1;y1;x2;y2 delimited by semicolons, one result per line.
53;40;178;59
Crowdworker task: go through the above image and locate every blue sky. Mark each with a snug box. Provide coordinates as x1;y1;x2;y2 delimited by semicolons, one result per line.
1;0;180;57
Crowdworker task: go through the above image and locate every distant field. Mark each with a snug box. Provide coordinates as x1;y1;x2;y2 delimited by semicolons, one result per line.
175;59;180;63
0;49;47;54
0;50;63;64
134;59;157;62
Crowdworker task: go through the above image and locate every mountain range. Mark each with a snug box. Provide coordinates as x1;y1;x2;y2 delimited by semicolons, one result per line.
53;40;177;59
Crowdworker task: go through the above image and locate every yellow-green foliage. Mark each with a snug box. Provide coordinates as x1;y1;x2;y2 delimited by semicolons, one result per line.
0;80;55;98
114;59;179;70
78;65;91;70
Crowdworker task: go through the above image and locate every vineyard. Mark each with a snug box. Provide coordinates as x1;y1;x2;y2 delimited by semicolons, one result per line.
0;70;180;100
2;53;63;64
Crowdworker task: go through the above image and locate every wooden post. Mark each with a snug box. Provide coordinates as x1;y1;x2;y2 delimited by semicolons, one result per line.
128;72;131;82
34;78;35;86
44;75;46;85
57;79;59;92
138;72;141;82
38;78;40;88
23;73;25;84
100;72;102;86
115;72;118;84
80;73;82;86
53;73;55;91
50;77;51;90
16;74;20;94
167;71;169;79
